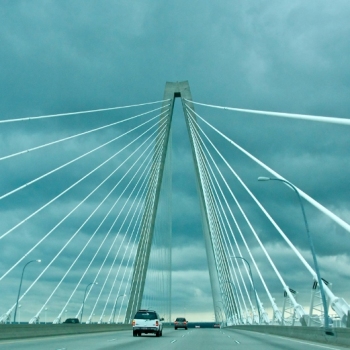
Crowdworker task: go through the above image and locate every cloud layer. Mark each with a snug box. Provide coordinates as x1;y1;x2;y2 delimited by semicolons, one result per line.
1;0;350;323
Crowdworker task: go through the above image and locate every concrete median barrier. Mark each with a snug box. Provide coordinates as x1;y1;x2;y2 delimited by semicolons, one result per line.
0;323;131;341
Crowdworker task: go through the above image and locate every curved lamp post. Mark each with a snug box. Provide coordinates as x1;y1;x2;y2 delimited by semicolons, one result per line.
112;294;126;323
80;282;98;323
230;256;260;323
14;259;41;323
258;176;331;332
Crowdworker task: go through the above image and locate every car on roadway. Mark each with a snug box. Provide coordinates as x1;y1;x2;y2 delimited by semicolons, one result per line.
174;317;188;330
132;309;164;337
63;318;80;324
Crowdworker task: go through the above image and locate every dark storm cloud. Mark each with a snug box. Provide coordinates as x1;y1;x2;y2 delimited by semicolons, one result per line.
1;0;350;322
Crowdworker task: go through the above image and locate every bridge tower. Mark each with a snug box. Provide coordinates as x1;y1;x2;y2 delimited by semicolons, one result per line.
124;81;237;323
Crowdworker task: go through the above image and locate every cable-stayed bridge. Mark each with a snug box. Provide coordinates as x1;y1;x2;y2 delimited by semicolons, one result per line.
0;81;349;334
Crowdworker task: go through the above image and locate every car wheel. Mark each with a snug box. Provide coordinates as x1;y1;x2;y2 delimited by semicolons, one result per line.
160;330;163;336
185;327;188;330
156;330;160;337
175;327;177;330
133;331;137;337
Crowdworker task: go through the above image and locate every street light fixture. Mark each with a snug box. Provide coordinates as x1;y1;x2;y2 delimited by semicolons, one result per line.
258;176;331;333
14;259;41;323
80;282;98;324
112;294;126;323
230;256;260;323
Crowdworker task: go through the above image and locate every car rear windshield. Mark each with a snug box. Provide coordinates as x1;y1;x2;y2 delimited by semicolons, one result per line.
176;318;186;321
135;312;157;320
64;318;79;323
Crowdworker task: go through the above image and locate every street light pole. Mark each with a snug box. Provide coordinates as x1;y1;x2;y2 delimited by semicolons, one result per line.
14;259;41;323
18;305;21;324
230;256;260;323
258;176;331;332
112;294;126;323
80;282;98;324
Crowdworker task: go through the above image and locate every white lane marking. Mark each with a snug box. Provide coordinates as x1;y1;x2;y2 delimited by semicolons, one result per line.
224;331;240;344
56;348;67;350
107;338;117;342
171;339;177;343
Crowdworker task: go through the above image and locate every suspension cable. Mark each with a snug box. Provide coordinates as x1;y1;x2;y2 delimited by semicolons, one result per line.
189;119;252;308
189;115;271;323
186;104;350;234
189;117;254;322
187;104;343;315
186;106;304;315
128;142;164;317
0;105;168;162
0;110;168;241
0;117;167;281
0;100;170;123
85;126;167;322
114;136;167;322
97;131;167;322
0;109;168;203
186;99;350;125
32;124;164;322
118;142;164;322
188;113;242;323
4;122;167;319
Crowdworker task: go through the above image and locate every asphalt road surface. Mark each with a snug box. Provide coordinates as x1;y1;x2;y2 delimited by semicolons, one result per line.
0;328;348;350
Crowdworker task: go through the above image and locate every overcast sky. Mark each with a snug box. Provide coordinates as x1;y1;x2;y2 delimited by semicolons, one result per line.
1;0;350;323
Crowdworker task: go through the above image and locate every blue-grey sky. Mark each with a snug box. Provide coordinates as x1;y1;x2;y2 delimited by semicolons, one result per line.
1;0;350;323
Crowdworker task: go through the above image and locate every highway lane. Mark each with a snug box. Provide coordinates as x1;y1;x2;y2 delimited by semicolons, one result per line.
0;328;348;350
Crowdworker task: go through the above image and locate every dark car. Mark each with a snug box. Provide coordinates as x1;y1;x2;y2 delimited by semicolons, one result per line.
63;318;80;324
174;317;188;330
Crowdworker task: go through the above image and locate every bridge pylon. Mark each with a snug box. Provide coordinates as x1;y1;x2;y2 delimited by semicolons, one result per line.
124;81;238;323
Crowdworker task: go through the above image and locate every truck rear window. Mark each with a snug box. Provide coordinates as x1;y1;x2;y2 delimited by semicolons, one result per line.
135;312;157;320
